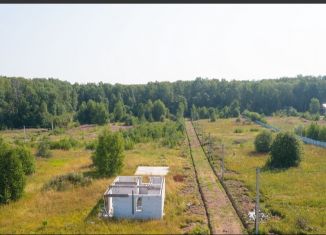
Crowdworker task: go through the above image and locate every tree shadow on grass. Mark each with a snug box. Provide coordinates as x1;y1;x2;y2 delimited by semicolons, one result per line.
248;150;267;157
85;198;104;222
260;159;293;173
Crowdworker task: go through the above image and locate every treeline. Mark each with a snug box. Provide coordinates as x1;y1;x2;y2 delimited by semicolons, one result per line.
1;75;326;128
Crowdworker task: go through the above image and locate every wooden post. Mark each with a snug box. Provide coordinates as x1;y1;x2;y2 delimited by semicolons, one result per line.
51;120;54;131
255;168;260;234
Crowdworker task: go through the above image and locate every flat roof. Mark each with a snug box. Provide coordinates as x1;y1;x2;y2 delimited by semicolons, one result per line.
135;166;169;176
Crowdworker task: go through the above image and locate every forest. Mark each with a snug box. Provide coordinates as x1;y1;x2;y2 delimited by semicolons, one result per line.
1;75;326;129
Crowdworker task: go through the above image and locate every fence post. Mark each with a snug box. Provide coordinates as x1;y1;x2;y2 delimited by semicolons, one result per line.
255;168;260;235
221;144;225;181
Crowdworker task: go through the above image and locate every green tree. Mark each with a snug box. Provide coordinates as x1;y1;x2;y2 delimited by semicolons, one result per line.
15;146;35;175
306;122;319;139
268;132;302;169
113;100;126;122
77;100;109;125
0;144;26;203
208;107;217;122
144;100;154;122
254;130;272;153
230;100;240;117
92;129;124;176
191;104;199;121
176;101;185;120
309;97;320;114
152;99;167;121
36;138;52;158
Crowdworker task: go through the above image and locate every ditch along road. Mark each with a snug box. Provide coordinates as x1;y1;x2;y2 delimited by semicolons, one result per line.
185;121;244;234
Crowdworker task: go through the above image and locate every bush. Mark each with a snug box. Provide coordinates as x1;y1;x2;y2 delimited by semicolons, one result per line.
92;129;124;176
49;128;65;135
123;136;135;150
14;145;35;175
254;130;272;153
242;110;267;123
43;172;92;191
268;132;302;169
0;143;26;203
50;137;79;150
234;128;243;133
296;122;326;141
121;121;184;148
36;139;52;158
85;140;97;150
161;121;184;148
189;225;209;235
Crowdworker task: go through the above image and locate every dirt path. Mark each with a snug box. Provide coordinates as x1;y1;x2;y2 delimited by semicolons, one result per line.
185;121;244;234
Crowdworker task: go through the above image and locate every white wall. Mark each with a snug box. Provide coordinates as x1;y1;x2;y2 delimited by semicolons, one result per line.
112;195;163;219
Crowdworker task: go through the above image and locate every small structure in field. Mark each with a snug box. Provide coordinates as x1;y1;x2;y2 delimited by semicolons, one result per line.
103;166;169;220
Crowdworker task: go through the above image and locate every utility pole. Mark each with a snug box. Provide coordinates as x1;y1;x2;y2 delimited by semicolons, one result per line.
51;120;54;131
221;144;225;181
255;167;260;235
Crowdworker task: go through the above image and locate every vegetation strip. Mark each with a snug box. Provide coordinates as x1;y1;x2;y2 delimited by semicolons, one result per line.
191;120;249;232
244;115;326;148
184;122;213;235
185;121;243;234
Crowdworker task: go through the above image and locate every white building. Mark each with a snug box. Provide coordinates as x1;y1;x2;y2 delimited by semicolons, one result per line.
103;166;169;220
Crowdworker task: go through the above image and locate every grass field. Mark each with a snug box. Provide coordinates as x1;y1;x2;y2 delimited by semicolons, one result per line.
0;124;208;234
266;116;326;132
197;118;326;234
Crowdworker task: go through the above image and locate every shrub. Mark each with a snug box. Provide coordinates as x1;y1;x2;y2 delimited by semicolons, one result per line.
85;140;97;150
234;128;243;133
0;143;26;203
250;128;259;132
121;121;184;148
189;225;209;235
123;136;135;150
268;132;302;169
36;139;52;158
242;110;267;123
309;97;320;115
161;122;184;148
14;145;35;175
92;129;124;176
50;137;79;150
43;172;92;191
49;128;65;136
254;130;272;153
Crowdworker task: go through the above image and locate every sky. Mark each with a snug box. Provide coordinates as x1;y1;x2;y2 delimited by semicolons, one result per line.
1;4;326;84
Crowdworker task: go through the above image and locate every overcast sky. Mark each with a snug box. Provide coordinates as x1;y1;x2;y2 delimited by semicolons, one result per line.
1;4;326;84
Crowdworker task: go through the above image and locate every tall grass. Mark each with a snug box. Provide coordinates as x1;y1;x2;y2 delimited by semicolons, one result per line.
198;118;326;234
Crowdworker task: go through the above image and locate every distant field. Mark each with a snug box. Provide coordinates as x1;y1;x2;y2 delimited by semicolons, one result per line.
266;116;326;132
197;117;326;234
0;124;208;234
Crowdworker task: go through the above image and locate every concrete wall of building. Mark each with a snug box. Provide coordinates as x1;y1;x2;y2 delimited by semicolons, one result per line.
112;194;163;219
